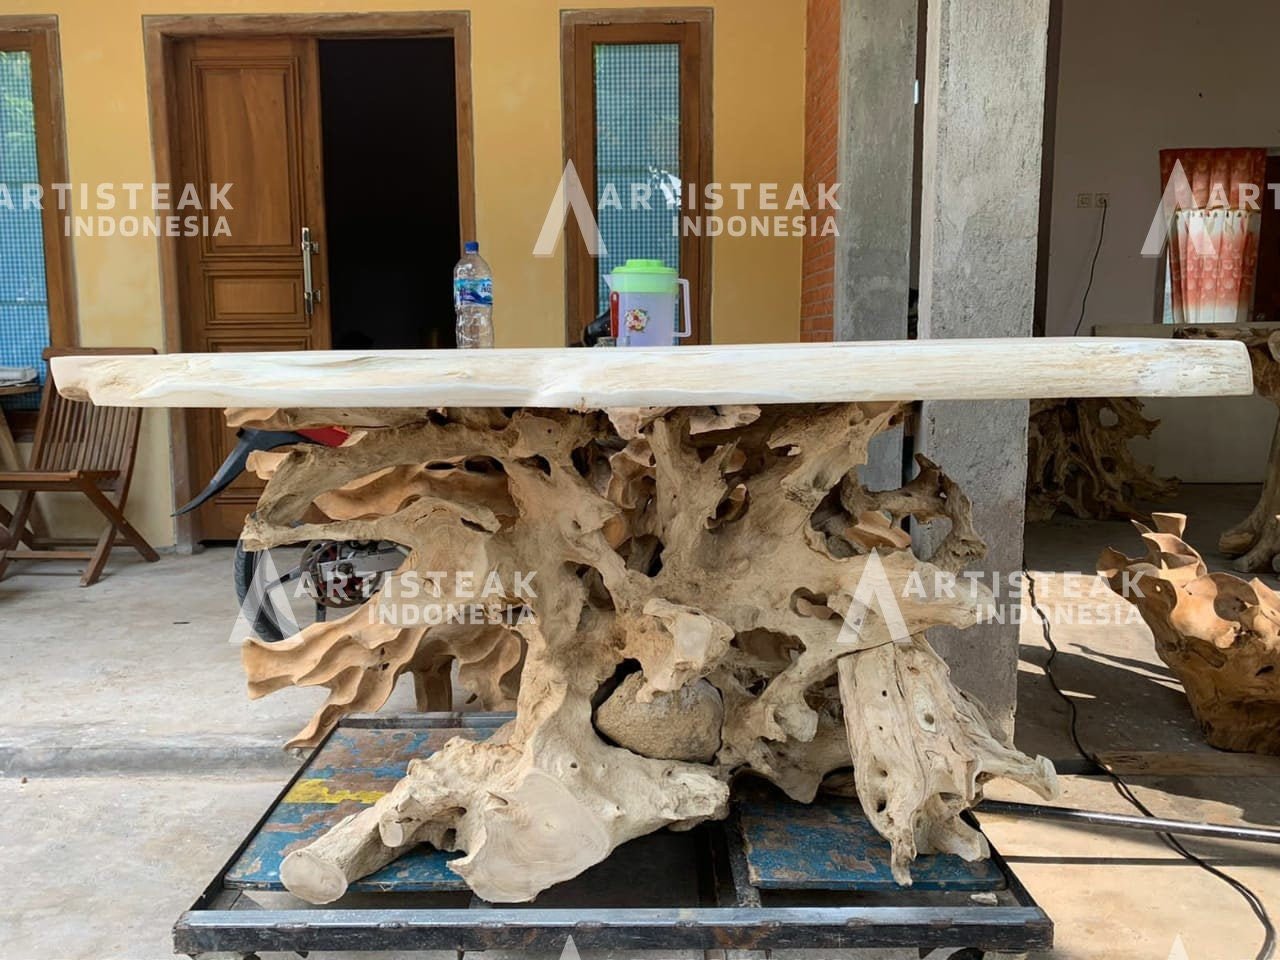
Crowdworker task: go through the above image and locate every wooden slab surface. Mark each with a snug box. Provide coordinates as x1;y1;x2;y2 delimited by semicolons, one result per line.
51;338;1253;409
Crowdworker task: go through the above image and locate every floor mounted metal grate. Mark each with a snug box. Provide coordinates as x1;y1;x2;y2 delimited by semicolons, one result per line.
174;713;1052;958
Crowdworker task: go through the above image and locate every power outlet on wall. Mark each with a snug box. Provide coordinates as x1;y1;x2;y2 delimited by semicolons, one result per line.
1095;193;1111;207
1077;193;1093;208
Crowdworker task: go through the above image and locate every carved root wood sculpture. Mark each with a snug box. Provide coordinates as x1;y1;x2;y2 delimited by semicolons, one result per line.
235;403;1058;903
1100;513;1280;754
1026;397;1177;522
1174;327;1280;573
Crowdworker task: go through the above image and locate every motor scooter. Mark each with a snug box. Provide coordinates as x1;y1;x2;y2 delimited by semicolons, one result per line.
176;426;406;641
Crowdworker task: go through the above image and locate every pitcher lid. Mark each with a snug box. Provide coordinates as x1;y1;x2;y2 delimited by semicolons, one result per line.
612;258;677;276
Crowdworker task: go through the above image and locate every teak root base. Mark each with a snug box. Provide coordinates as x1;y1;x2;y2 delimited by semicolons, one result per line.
234;404;1058;903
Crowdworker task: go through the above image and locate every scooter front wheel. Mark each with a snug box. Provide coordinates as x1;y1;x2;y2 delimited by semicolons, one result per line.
233;539;288;642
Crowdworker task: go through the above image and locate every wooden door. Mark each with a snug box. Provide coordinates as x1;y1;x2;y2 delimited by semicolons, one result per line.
171;37;329;540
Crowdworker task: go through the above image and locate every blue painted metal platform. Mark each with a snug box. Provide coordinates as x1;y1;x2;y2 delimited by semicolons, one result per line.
227;720;1003;895
179;715;1052;957
738;797;1005;892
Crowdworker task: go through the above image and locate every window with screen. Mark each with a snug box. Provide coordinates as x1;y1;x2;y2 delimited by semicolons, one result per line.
592;42;682;314
563;12;711;345
0;50;49;412
0;21;73;425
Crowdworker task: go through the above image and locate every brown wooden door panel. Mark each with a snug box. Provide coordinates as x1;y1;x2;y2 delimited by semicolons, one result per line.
172;36;328;540
204;269;311;329
195;60;305;252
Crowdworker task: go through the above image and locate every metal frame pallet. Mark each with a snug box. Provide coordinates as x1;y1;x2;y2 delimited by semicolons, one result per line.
174;713;1052;958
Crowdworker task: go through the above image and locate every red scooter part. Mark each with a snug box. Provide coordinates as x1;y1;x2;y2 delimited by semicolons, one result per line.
297;426;350;447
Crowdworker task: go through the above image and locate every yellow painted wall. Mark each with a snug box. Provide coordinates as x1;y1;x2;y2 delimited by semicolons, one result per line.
7;0;806;547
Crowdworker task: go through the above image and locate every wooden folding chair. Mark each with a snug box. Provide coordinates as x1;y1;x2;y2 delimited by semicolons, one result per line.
0;347;160;586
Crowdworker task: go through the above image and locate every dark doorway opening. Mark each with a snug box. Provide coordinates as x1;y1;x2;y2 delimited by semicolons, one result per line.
1253;155;1280;323
319;37;460;349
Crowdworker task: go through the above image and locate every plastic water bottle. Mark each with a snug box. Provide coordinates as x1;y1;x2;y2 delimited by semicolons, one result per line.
453;241;494;349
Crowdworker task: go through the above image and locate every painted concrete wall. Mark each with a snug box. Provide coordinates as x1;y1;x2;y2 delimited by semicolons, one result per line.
1046;0;1280;337
1045;0;1280;482
9;0;806;547
1134;396;1277;483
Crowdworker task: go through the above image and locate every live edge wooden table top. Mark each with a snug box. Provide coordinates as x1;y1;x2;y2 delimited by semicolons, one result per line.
50;339;1253;409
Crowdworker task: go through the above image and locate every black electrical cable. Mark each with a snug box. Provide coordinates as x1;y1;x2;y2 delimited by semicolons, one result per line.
1024;569;1276;960
1072;200;1109;337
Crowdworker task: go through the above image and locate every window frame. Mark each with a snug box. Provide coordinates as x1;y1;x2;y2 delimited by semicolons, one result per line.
561;9;713;346
0;16;77;438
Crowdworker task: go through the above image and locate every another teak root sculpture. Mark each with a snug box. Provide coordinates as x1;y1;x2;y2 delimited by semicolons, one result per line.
1100;513;1280;753
1026;398;1177;522
237;403;1058;903
1174;327;1280;572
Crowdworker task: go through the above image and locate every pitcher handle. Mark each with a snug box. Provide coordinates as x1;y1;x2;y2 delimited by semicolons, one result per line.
676;279;693;339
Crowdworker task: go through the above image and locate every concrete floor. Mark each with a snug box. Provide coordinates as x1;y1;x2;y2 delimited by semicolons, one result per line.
1;484;1278;959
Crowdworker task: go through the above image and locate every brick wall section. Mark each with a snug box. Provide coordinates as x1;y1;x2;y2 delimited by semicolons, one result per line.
800;0;840;342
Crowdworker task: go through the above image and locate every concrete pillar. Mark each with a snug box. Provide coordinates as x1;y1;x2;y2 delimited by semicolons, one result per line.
834;0;918;491
914;0;1050;731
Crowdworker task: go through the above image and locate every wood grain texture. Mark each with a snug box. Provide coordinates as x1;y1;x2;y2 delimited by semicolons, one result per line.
243;402;1056;903
1026;397;1178;522
1101;513;1280;754
52;338;1253;410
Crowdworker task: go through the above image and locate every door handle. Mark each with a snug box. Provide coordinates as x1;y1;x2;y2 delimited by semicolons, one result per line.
301;226;320;316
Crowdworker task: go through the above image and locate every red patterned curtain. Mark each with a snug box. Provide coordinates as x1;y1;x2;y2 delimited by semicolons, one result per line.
1159;148;1267;324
